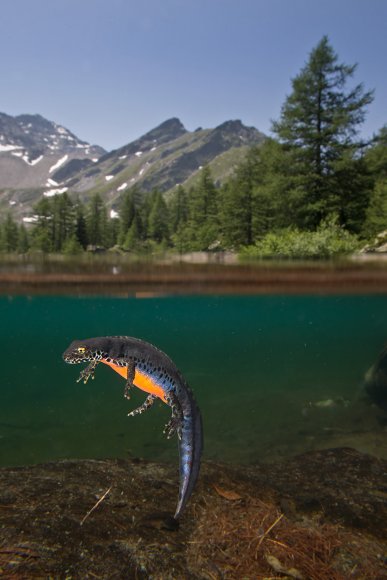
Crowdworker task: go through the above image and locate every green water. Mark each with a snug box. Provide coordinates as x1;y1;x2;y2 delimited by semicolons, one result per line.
1;294;386;467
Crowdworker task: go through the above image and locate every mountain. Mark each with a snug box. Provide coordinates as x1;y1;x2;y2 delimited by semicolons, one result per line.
58;117;266;206
0;114;266;220
0;113;105;188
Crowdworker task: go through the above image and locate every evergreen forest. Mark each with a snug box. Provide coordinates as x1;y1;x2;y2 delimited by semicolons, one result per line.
1;37;386;259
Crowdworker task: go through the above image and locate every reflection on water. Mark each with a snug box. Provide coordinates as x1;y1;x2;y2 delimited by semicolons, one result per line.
0;293;386;467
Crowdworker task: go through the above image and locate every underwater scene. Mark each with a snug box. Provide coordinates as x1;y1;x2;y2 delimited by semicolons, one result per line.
1;292;386;468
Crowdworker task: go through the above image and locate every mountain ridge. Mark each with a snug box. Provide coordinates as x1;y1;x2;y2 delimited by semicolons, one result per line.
0;113;266;220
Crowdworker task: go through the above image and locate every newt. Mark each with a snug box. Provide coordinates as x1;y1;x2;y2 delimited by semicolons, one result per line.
62;335;203;521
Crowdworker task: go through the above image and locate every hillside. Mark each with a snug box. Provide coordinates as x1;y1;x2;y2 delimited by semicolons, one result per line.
0;114;265;220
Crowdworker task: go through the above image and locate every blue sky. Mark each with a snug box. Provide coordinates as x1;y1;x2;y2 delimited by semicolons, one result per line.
1;0;386;150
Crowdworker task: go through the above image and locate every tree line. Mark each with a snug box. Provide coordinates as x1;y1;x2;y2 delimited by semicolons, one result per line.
1;37;386;257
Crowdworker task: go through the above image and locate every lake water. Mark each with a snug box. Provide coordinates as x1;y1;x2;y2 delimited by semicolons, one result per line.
1;293;387;467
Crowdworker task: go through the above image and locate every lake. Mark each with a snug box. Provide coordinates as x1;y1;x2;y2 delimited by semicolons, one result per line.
1;290;387;467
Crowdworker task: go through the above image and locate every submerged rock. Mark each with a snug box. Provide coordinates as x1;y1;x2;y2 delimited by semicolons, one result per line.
364;346;387;412
0;449;386;578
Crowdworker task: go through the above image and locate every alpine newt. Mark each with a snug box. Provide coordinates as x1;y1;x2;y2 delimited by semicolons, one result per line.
62;335;203;521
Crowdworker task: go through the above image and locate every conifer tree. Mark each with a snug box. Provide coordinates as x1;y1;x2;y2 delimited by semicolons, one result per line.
118;189;136;245
363;127;387;237
31;197;53;252
169;185;189;233
52;192;76;251
123;214;142;250
75;203;88;249
1;213;19;252
221;148;260;248
148;190;169;244
17;224;30;254
86;193;108;247
169;185;190;252
187;166;219;249
272;36;373;230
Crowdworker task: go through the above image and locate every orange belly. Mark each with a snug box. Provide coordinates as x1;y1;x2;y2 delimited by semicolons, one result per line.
101;359;167;403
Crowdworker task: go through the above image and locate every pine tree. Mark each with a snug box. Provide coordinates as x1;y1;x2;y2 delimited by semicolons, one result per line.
31;197;53;252
86;193;108;247
187;166;219;250
272;36;373;230
118;189;136;245
75;203;88;249
169;185;189;233
221;148;260;248
123;215;142;250
148;190;169;244
363;127;387;237
363;180;387;238
17;224;30;254
1;213;19;252
52;192;76;251
62;234;84;254
169;185;191;252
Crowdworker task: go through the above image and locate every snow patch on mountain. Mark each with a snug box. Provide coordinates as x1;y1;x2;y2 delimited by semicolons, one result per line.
49;154;68;173
25;154;43;166
0;143;22;152
43;187;68;197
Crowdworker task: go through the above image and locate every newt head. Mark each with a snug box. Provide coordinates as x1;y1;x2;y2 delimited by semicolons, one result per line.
62;340;98;364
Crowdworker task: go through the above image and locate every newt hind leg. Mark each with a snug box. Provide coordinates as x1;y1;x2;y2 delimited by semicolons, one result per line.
128;394;156;417
164;392;183;439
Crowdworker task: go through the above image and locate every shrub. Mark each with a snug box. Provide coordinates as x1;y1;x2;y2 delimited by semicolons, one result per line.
240;216;360;259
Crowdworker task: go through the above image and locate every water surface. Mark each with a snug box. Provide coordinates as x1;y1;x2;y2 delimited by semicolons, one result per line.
1;294;386;466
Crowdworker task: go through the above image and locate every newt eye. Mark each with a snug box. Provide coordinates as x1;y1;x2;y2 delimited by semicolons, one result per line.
77;347;86;354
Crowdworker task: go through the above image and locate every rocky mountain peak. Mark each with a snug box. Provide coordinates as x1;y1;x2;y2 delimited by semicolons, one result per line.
145;117;187;142
0;112;105;159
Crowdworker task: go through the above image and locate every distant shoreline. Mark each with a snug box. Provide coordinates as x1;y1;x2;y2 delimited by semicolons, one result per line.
1;260;387;296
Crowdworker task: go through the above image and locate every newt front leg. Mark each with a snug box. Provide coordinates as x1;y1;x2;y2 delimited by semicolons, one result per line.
124;361;135;400
76;360;99;384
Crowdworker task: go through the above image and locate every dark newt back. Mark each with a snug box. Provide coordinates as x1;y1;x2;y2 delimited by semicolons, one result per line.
70;336;187;384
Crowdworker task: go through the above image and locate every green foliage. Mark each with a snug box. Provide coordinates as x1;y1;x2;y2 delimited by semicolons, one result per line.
75;205;88;249
17;224;30;254
220;143;287;248
31;197;55;252
62;234;84;255
362;180;387;238
362;127;387;239
122;215;142;251
118;189;136;245
169;185;189;232
32;227;53;253
1;213;19;252
186;166;220;250
272;36;373;230
168;185;191;253
147;190;169;243
86;193;109;247
240;216;360;259
220;149;257;247
51;193;76;251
